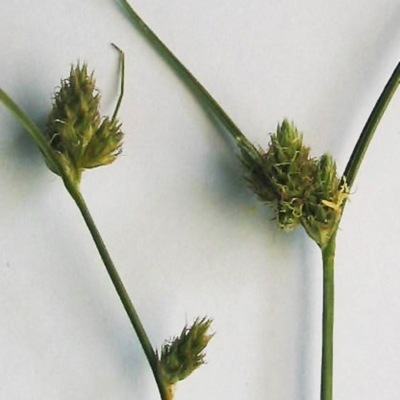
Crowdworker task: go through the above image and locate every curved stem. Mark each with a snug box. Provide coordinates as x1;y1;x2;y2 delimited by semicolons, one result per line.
67;184;168;400
342;62;400;192
320;235;336;400
118;0;246;144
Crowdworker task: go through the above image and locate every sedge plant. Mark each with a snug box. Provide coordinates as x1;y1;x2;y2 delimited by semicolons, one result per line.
116;1;400;399
0;45;212;400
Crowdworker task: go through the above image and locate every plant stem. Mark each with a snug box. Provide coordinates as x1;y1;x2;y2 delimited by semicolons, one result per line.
320;235;336;400
320;64;400;400
118;0;246;144
342;61;400;192
66;184;168;400
111;43;125;123
0;88;64;175
0;55;169;400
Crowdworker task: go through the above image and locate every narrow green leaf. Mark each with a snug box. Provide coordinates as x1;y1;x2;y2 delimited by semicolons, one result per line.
118;0;246;143
0;88;63;175
343;62;400;189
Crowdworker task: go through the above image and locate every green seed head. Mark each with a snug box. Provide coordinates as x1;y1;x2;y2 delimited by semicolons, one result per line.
159;317;213;387
239;119;315;230
302;154;348;247
264;120;316;230
45;63;123;184
238;120;349;243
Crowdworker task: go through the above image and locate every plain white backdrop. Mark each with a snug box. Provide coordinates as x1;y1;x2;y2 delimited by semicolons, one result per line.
1;1;400;399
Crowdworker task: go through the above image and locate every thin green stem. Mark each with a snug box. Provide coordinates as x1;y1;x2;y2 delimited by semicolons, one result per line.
111;43;125;123
342;61;400;192
320;235;336;400
1;55;168;400
67;185;168;400
319;62;400;400
118;0;246;144
0;89;168;400
0;88;63;176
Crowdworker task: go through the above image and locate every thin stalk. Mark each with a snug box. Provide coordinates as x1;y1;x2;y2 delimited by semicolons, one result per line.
342;61;400;192
111;43;125;123
0;88;63;176
66;184;168;400
320;236;336;400
118;0;246;144
1;56;168;400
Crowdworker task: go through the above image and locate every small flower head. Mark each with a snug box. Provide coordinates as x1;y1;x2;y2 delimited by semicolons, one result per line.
239;119;315;230
302;154;348;247
159;317;213;387
238;120;349;245
45;63;123;184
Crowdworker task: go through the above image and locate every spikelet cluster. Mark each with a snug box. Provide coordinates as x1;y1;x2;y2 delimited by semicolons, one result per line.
45;64;123;184
302;154;348;245
159;318;213;387
239;119;348;247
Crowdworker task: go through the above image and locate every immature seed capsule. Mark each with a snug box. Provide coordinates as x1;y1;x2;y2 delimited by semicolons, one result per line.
46;63;123;184
239;119;315;231
301;153;348;247
159;317;213;387
237;119;349;243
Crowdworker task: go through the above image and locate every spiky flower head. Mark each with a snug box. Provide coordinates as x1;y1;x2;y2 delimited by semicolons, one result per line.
45;63;123;185
237;120;349;245
239;119;315;230
159;317;213;387
302;154;348;247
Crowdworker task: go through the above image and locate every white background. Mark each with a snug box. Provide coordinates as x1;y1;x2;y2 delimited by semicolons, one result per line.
1;1;400;399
